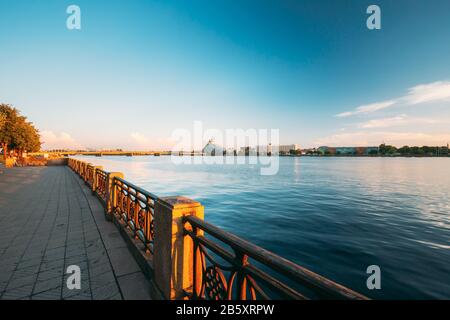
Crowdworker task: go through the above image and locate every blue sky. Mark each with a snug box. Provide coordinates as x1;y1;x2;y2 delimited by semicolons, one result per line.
1;0;450;149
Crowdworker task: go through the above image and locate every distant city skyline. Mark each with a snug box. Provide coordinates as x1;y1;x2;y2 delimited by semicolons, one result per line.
1;0;450;150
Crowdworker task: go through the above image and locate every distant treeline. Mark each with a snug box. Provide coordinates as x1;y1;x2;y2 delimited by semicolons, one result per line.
303;144;449;156
378;144;449;156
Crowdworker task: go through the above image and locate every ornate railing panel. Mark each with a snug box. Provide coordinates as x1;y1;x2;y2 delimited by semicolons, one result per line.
86;164;95;188
183;215;367;300
96;169;108;205
113;177;157;253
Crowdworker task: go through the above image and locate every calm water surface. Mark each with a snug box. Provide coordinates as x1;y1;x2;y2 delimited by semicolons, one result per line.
76;156;450;299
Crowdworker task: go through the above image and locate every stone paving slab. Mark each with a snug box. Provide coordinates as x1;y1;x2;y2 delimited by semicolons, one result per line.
0;166;153;300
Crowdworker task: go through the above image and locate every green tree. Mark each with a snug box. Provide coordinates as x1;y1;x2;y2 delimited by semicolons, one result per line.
12;120;41;156
0;113;5;129
0;104;18;160
409;146;418;155
0;104;41;160
398;146;410;155
439;146;449;156
421;146;432;155
387;146;397;155
379;144;397;155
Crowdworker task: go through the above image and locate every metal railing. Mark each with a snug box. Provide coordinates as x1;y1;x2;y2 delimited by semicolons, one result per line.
113;177;157;253
95;168;108;205
184;215;367;300
67;157;368;300
86;164;95;189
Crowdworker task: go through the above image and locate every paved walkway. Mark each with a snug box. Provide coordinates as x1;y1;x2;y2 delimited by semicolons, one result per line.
0;166;153;300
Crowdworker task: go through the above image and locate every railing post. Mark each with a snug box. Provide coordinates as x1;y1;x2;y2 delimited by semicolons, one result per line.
91;166;103;194
105;172;124;219
153;196;204;300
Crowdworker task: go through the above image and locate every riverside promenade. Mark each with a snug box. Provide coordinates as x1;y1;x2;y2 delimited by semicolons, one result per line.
0;159;368;301
0;166;153;300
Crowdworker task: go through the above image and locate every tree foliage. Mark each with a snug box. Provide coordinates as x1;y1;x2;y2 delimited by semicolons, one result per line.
378;143;397;155
379;143;448;156
0;113;5;129
0;104;41;158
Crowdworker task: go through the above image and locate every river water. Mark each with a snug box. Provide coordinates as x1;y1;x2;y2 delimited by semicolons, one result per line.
75;156;450;299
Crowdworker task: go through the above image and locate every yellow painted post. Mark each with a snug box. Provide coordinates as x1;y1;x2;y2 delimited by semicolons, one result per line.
105;172;124;218
153;196;204;300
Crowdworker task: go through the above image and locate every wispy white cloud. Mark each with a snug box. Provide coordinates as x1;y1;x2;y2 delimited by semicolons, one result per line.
314;131;450;147
129;132;175;151
41;131;83;150
336;100;396;118
336;81;450;117
357;115;448;129
403;81;450;105
130;132;150;147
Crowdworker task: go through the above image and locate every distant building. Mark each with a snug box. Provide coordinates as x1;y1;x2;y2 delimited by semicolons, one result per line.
318;146;379;155
364;146;379;155
278;144;300;154
202;139;224;156
239;146;256;155
256;144;273;155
